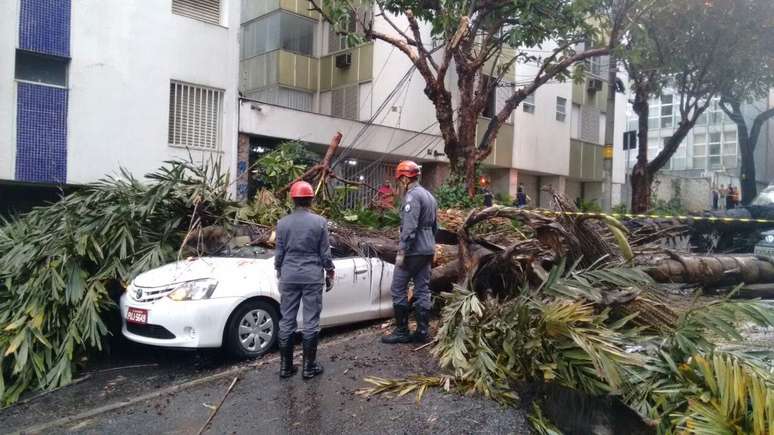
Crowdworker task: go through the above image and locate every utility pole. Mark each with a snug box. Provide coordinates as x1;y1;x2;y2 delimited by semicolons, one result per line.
601;51;616;212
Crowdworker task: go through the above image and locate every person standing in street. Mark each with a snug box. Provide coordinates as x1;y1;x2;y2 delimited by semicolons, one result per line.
275;181;335;380
383;161;438;345
712;187;719;210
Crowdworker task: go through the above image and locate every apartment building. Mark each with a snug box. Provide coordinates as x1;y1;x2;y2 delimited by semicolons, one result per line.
237;2;627;206
480;54;627;208
623;91;774;206
236;1;446;202
0;0;241;212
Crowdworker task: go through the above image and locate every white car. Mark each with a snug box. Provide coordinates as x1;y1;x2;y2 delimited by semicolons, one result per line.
120;249;395;358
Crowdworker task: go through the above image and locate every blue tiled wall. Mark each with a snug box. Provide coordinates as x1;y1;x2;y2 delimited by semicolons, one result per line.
19;0;71;57
15;83;68;183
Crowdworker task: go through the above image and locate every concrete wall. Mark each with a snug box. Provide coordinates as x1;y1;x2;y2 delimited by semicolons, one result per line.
2;0;241;186
511;59;573;176
0;1;18;181
651;174;712;212
66;0;240;185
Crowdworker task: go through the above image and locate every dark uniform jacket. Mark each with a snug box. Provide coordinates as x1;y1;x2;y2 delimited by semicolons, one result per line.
274;208;334;284
399;184;438;256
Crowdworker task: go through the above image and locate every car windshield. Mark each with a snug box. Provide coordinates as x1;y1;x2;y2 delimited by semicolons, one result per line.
751;186;774;206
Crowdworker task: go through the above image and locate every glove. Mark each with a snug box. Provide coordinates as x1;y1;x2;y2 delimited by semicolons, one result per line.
395;251;405;268
325;270;334;292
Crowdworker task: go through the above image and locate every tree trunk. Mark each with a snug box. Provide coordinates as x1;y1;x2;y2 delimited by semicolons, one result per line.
630;85;651;213
630;167;652;213
720;98;756;205
739;130;756;206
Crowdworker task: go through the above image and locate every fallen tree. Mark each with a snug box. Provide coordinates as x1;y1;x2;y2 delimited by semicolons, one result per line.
0;161;237;405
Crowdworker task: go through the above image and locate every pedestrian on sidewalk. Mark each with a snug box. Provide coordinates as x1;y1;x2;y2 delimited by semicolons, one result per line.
712;187;719;210
720;184;728;210
515;183;527;208
275;181;335;380
383;160;438;345
726;186;736;209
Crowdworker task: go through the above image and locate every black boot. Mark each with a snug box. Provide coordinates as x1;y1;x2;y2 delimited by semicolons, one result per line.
381;304;412;344
302;334;324;379
279;339;297;379
412;306;431;343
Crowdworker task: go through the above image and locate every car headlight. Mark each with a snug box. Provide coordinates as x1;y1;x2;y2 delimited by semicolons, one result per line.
766;235;774;244
167;278;218;301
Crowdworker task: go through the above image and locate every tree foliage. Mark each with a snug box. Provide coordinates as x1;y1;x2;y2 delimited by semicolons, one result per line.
0;161;237;405
360;260;774;434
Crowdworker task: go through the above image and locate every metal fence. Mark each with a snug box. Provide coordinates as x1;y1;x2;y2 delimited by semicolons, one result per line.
336;159;396;209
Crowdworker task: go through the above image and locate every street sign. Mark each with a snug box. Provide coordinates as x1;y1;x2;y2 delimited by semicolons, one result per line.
623;130;637;150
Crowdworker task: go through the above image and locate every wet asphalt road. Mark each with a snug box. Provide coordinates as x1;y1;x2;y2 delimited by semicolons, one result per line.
1;323;529;435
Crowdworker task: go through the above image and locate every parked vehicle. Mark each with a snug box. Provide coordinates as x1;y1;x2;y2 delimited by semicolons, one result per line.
120;248;394;358
754;229;774;259
694;185;774;252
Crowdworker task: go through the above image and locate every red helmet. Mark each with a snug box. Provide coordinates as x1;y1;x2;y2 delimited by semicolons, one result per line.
290;181;315;198
395;160;420;180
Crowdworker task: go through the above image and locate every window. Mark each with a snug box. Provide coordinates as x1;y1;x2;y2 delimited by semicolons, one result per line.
280;13;315;55
15;50;68;87
172;0;221;25
330;10;358;53
331;85;358;120
242;12;315;58
481;76;497;118
555;97;567;122
660;94;673;128
168;81;223;150
523;93;535;113
708;132;722;169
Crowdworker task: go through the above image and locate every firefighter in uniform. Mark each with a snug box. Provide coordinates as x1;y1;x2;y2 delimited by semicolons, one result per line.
382;161;438;344
275;181;335;379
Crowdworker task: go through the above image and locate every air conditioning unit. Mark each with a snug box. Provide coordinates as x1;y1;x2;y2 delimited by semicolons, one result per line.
587;78;603;92
335;52;352;69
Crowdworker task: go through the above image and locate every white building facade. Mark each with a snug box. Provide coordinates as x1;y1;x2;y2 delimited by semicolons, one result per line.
1;0;240;207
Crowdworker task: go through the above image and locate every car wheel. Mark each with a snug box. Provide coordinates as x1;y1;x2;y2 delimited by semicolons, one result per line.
225;300;278;359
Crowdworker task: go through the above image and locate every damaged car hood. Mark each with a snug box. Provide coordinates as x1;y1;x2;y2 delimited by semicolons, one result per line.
132;257;274;288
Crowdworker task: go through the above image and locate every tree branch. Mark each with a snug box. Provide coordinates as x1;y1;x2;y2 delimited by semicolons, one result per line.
476;47;609;159
750;107;774;149
374;1;418;48
404;9;439;72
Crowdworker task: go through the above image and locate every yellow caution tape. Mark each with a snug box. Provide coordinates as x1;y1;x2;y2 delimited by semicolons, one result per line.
531;208;774;225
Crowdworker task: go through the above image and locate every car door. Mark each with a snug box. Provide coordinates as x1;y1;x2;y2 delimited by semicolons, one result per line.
315;257;374;327
371;258;394;319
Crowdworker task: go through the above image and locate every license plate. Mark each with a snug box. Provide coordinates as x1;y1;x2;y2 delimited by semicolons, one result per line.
126;307;148;324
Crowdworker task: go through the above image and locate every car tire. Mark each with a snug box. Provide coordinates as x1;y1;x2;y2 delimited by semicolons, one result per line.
225;299;279;359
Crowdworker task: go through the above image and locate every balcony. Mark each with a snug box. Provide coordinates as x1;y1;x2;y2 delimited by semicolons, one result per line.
569;139;604;181
240;50;319;94
319;43;374;91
